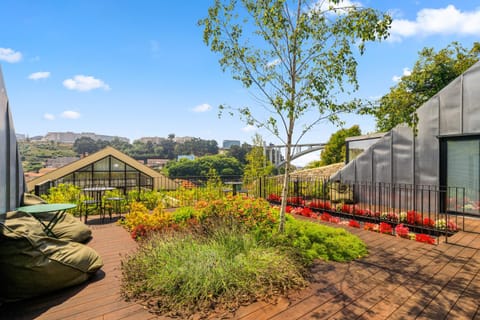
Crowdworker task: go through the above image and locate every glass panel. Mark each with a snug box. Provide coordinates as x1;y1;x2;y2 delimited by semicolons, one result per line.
126;172;139;187
126;164;137;172
347;138;381;163
110;171;125;187
78;164;93;172
111;157;125;171
140;173;153;188
57;173;74;184
93;172;109;186
447;139;480;215
74;171;93;188
94;157;109;171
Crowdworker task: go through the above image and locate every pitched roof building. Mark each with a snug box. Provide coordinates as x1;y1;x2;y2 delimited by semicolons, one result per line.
27;146;178;195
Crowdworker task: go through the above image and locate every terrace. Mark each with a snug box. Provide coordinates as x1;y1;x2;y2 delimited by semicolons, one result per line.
1;214;479;319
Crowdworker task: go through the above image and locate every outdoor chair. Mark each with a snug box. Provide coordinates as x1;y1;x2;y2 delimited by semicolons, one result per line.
104;197;125;221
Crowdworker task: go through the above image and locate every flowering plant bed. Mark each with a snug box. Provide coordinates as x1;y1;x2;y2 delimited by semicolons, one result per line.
285;204;457;245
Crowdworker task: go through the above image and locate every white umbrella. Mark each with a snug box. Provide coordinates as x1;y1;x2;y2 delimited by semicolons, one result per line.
0;65;26;214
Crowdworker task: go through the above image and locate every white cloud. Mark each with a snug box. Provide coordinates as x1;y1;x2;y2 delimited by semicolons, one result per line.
0;48;22;63
63;75;110;92
43;113;55;120
28;71;51;80
242;125;257;133
266;58;281;68
389;5;480;42
311;0;362;14
392;67;412;83
61;110;81;119
192;103;212;112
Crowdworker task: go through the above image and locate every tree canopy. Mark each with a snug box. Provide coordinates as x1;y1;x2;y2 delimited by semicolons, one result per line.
166;154;243;178
243;134;274;185
320;125;361;166
365;41;480;132
200;0;391;231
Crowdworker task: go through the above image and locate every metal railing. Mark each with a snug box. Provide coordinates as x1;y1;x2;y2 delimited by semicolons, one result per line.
257;176;467;243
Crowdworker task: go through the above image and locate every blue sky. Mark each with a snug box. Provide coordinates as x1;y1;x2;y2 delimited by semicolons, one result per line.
1;0;479;164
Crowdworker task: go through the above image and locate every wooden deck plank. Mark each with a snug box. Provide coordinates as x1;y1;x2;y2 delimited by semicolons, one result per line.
1;215;480;319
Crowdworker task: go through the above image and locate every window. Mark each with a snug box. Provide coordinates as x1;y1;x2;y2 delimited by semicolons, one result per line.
444;138;480;215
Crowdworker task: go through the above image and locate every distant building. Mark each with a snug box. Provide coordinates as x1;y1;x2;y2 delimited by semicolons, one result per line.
45;157;80;168
146;158;169;169
174;136;194;144
137;137;166;144
16;133;26;141
136;136;194;144
178;154;195;161
44;132;129;144
222;140;241;149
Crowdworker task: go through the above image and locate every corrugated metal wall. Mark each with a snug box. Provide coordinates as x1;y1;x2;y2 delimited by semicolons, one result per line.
332;61;480;188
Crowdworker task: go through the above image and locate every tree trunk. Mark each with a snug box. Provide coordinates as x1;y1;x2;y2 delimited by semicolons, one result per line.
278;134;293;233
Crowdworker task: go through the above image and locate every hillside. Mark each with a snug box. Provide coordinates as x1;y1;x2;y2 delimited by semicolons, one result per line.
19;141;77;172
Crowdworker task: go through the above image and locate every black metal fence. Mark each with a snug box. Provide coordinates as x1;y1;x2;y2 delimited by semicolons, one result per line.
35;173;469;242
257;176;467;242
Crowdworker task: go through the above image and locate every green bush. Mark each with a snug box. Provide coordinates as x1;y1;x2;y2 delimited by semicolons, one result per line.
121;197;368;317
267;215;368;264
122;223;306;318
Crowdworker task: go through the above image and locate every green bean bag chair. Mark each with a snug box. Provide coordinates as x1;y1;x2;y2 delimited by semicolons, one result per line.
0;211;103;302
21;193;92;243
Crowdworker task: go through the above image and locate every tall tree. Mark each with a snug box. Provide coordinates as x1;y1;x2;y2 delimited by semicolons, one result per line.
243;134;274;186
320;125;361;166
227;143;252;165
73;137;99;155
200;0;390;231
365;42;480;132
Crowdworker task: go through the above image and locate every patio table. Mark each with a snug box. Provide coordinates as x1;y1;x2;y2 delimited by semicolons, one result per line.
16;203;77;238
225;181;243;195
82;187;115;222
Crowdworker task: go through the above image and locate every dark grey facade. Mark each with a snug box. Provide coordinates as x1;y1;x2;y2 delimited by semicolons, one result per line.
332;61;480;214
0;66;25;213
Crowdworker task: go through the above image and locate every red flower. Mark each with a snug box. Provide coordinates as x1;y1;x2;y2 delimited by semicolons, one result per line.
342;204;353;214
407;210;422;225
267;194;281;202
415;233;436;245
395;224;409;238
348;220;360;228
309;200;331;210
329;216;340;224
287;196;305;206
379;222;393;234
423;217;435;227
300;207;313;217
320;212;332;221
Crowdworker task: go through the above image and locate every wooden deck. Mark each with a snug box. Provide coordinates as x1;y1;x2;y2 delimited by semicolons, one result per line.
1;215;480;319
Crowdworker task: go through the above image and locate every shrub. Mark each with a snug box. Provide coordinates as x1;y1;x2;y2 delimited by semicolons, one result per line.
41;183;83;216
122;224;307;318
268;217;367;264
